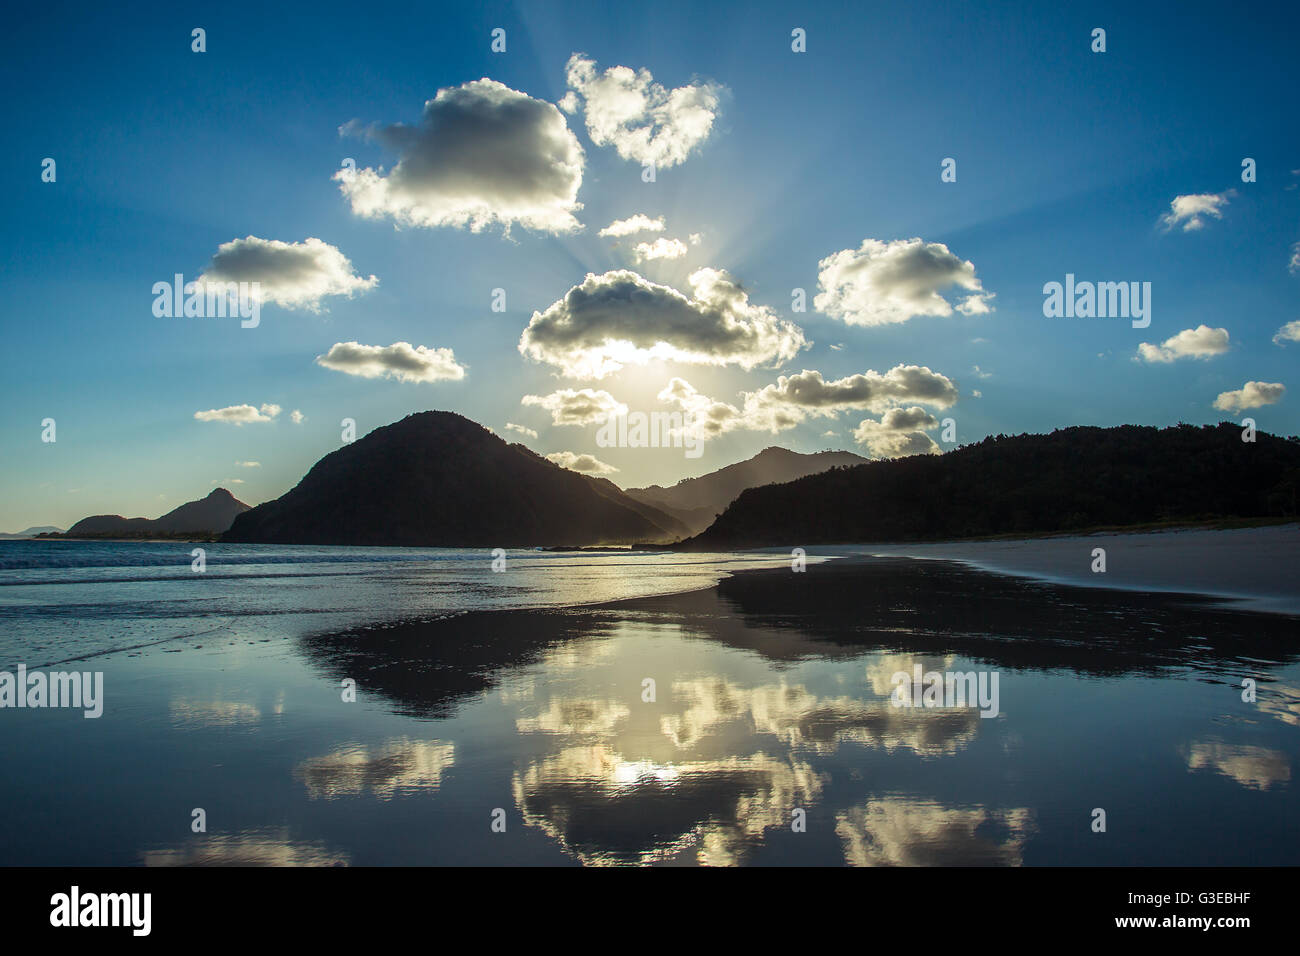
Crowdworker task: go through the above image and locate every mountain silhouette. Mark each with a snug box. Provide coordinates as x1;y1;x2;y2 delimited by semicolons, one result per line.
224;411;687;547
625;446;868;534
153;488;251;532
0;525;64;539
63;488;251;537
683;423;1300;548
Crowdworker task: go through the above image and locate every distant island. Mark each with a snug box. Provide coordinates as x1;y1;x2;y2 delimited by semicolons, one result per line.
39;488;250;540
0;525;63;539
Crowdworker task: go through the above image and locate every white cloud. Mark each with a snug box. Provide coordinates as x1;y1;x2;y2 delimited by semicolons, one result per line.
814;238;993;326
852;407;942;458
290;409;305;424
1213;381;1286;413
235;461;261;468
521;388;626;426
658;364;959;440
1290;242;1300;275
194;403;282;425
504;422;539;439
1160;191;1233;232
599;214;664;237
519;268;807;379
1272;320;1300;345
657;378;747;438
335;79;585;234
546;451;618;475
1137;325;1230;363
633;237;688;261
561;54;723;168
315;342;466;383
746;365;959;417
198;236;377;311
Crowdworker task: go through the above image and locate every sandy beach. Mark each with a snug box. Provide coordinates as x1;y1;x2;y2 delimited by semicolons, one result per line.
852;523;1300;615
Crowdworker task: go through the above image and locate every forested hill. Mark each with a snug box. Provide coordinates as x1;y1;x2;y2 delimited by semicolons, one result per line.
223;411;688;547
682;423;1300;548
625;446;867;534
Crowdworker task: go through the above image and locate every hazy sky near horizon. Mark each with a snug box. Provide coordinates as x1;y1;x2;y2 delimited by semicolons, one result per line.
3;0;1298;531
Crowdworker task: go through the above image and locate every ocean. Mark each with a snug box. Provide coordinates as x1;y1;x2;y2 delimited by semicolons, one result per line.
1;537;1297;866
0;541;807;666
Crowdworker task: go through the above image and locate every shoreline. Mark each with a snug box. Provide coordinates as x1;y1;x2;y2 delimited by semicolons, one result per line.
581;522;1300;619
14;513;1298;548
8;523;1295;620
844;523;1299;616
294;552;1300;727
6;528;1299;868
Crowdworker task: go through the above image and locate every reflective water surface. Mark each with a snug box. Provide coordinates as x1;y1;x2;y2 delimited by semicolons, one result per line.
1;542;1296;865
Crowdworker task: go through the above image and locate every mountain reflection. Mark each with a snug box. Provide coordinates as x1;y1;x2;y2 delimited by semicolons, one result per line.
298;559;1300;721
298;608;622;718
290;557;1300;865
705;559;1300;677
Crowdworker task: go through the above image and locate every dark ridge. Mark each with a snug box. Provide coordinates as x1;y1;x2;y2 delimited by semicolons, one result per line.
624;446;868;535
224;410;686;547
680;423;1300;549
60;488;250;537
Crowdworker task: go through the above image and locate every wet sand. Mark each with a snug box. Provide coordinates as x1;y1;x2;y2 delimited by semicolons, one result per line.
852;523;1300;615
4;543;1297;866
301;555;1300;720
282;554;1300;865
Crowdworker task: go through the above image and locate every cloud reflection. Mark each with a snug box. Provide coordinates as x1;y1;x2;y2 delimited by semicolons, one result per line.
1256;680;1300;728
836;798;1035;866
294;738;456;800
1183;738;1291;790
664;671;981;756
512;744;825;865
168;697;261;728
141;828;349;866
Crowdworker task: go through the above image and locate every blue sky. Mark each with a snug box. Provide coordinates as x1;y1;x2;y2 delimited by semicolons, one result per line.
3;0;1298;531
